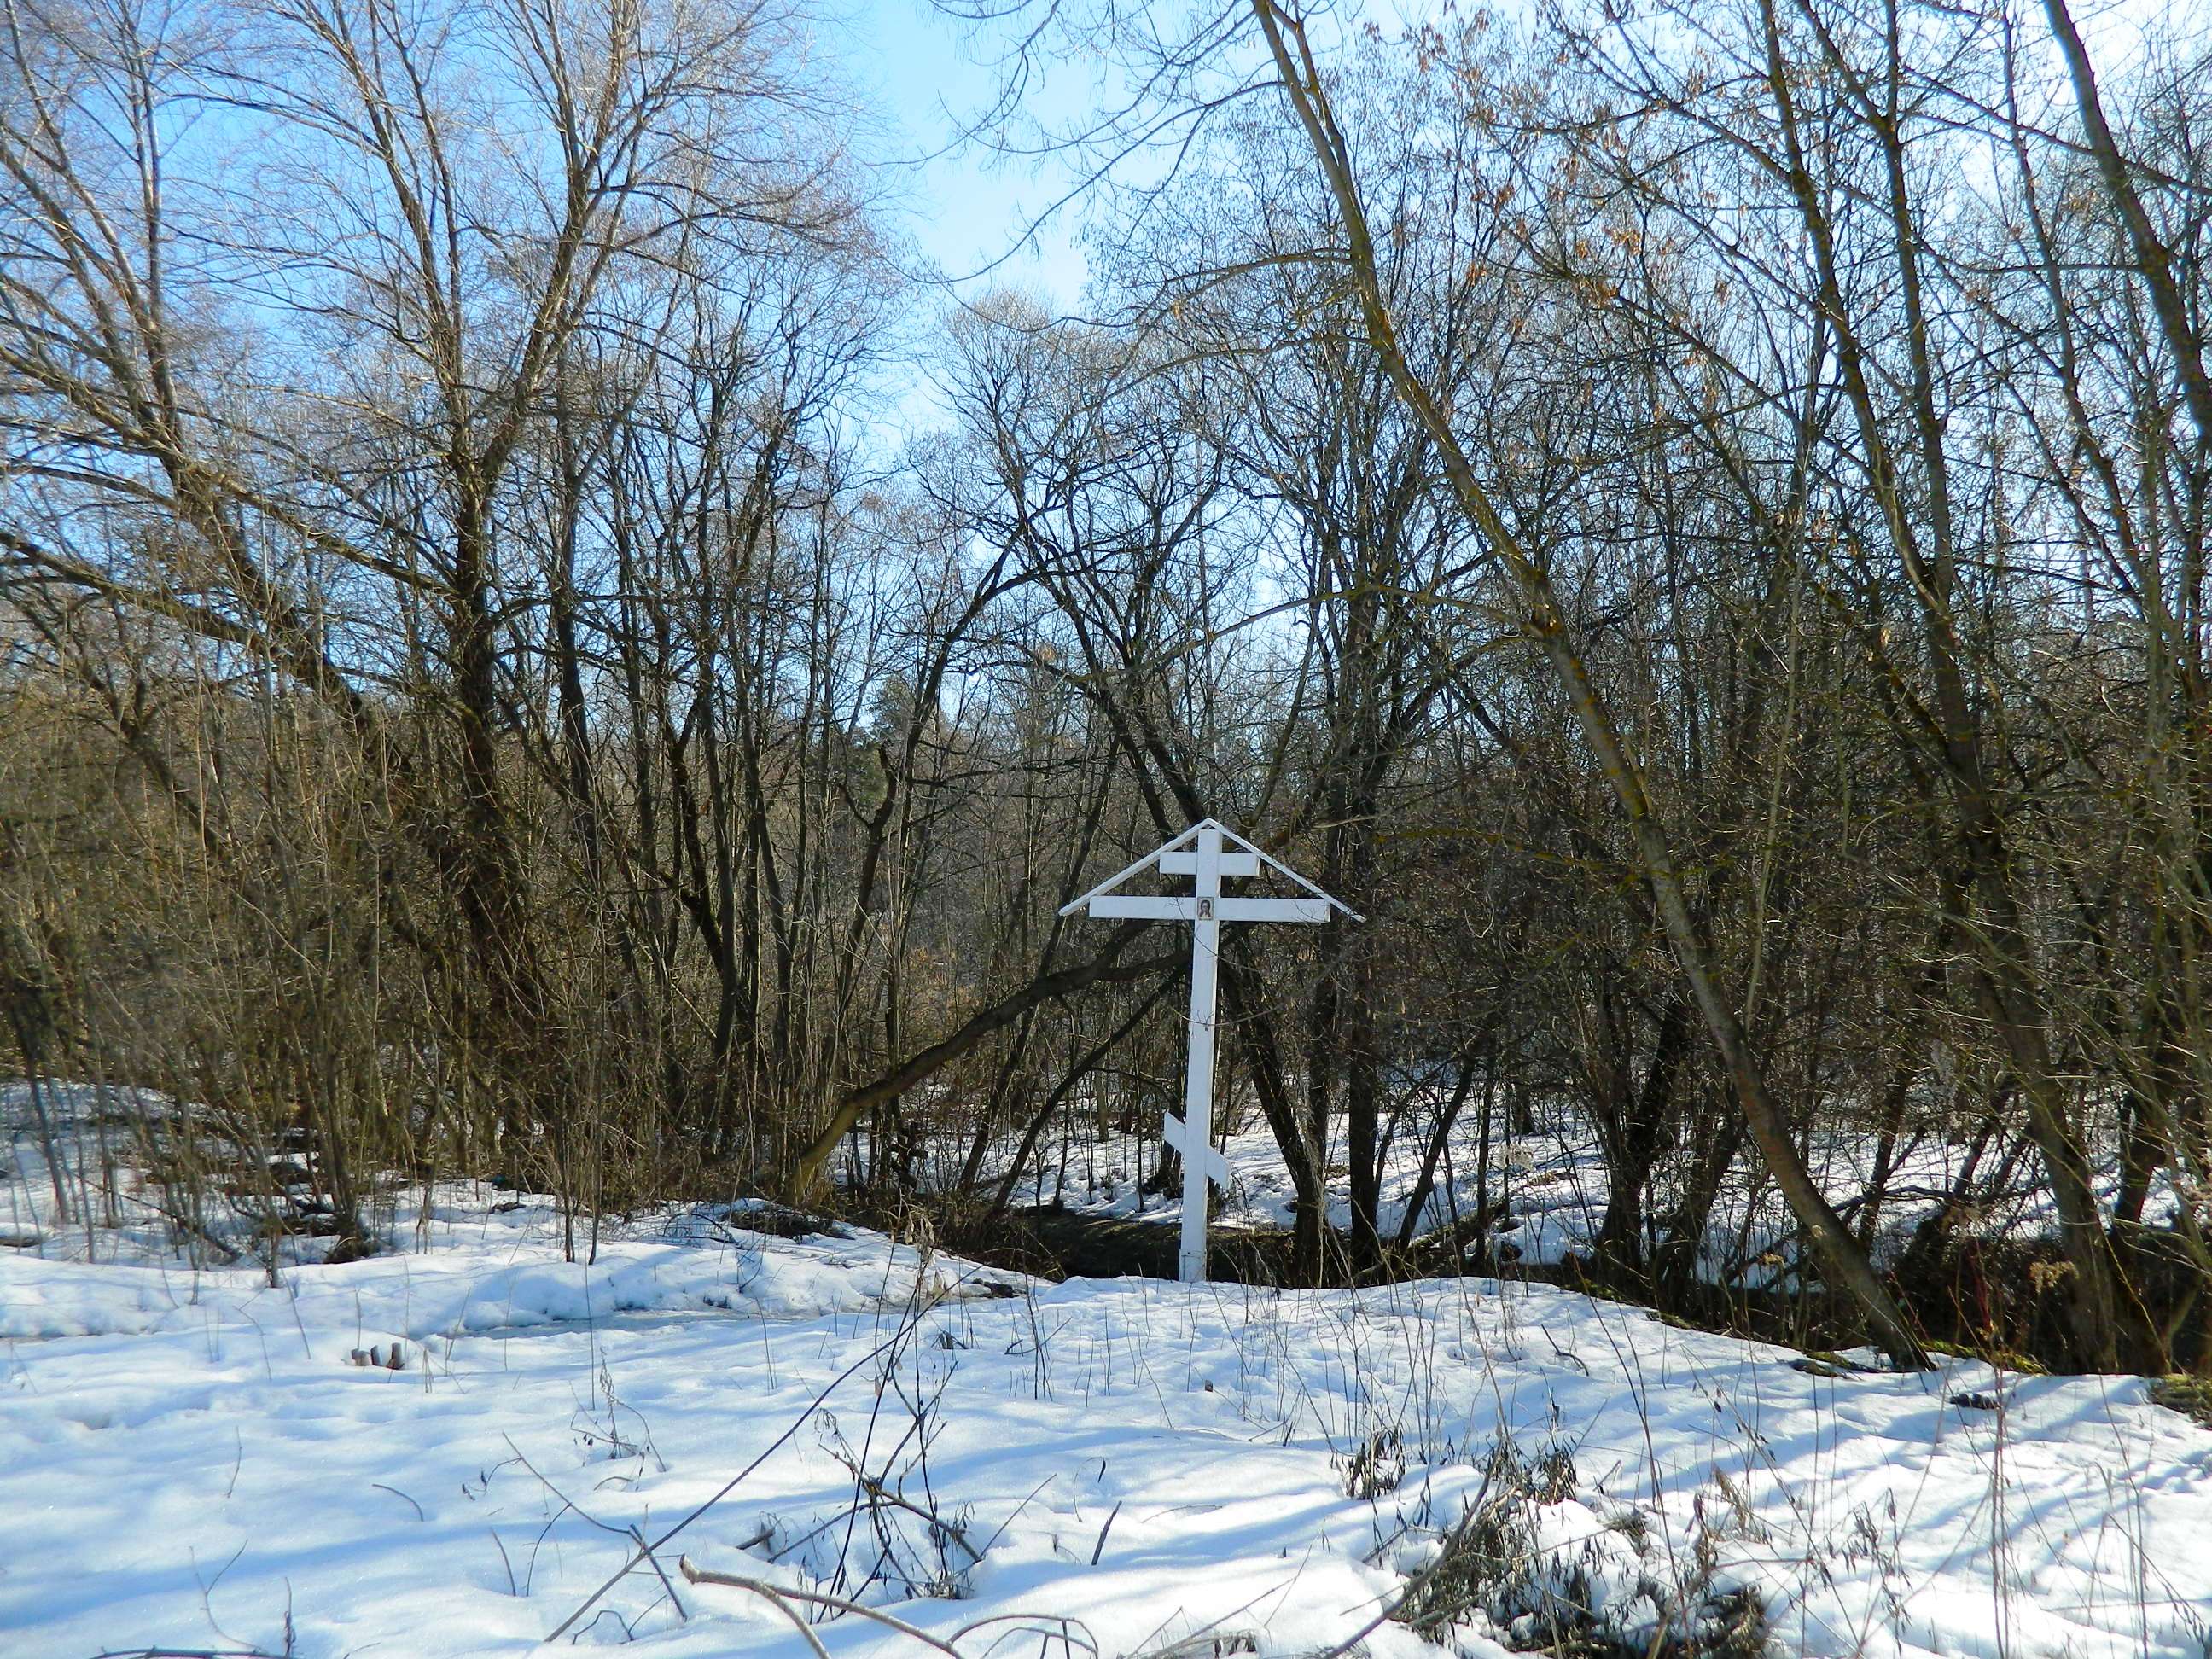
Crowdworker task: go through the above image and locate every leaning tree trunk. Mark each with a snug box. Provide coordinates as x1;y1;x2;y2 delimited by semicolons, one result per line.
1250;0;1928;1368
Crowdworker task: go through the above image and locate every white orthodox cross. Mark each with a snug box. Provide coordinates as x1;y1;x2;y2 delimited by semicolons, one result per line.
1059;820;1359;1284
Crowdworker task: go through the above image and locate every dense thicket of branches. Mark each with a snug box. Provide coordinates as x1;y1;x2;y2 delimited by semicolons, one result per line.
2;0;2206;1372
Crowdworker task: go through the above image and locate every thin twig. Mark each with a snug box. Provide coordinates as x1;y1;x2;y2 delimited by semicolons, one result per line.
545;1324;911;1641
678;1557;964;1655
488;1528;517;1597
853;1471;984;1562
630;1525;687;1623
370;1482;423;1522
1089;1500;1121;1566
703;1569;830;1659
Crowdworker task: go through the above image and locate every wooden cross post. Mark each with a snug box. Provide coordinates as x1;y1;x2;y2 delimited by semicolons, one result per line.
1059;820;1359;1284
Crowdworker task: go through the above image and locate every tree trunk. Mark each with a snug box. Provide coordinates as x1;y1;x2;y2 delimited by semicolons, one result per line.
1251;0;1928;1367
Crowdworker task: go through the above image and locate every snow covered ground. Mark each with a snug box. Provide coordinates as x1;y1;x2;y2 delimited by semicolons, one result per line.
4;1173;2211;1658
6;1083;2212;1657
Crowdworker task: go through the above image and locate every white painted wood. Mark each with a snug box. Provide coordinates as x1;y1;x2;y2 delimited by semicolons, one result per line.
1159;850;1260;876
1086;895;1204;919
1211;897;1333;923
1056;823;1202;917
1088;894;1328;922
1177;823;1225;1283
1059;818;1354;1284
1161;1110;1232;1190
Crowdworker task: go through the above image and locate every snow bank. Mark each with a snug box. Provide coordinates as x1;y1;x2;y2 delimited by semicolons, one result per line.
0;1205;1005;1344
3;1192;2209;1658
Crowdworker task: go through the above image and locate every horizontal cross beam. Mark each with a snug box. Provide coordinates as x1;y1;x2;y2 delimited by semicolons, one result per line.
1082;894;1333;923
1159;849;1259;876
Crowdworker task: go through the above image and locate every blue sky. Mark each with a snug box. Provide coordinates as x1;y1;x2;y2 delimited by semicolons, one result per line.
840;0;1092;311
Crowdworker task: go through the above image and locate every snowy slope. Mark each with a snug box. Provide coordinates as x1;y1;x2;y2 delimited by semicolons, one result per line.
3;1191;2209;1658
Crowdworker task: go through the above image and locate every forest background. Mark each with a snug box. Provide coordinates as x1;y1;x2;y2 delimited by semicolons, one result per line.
3;0;2209;1378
